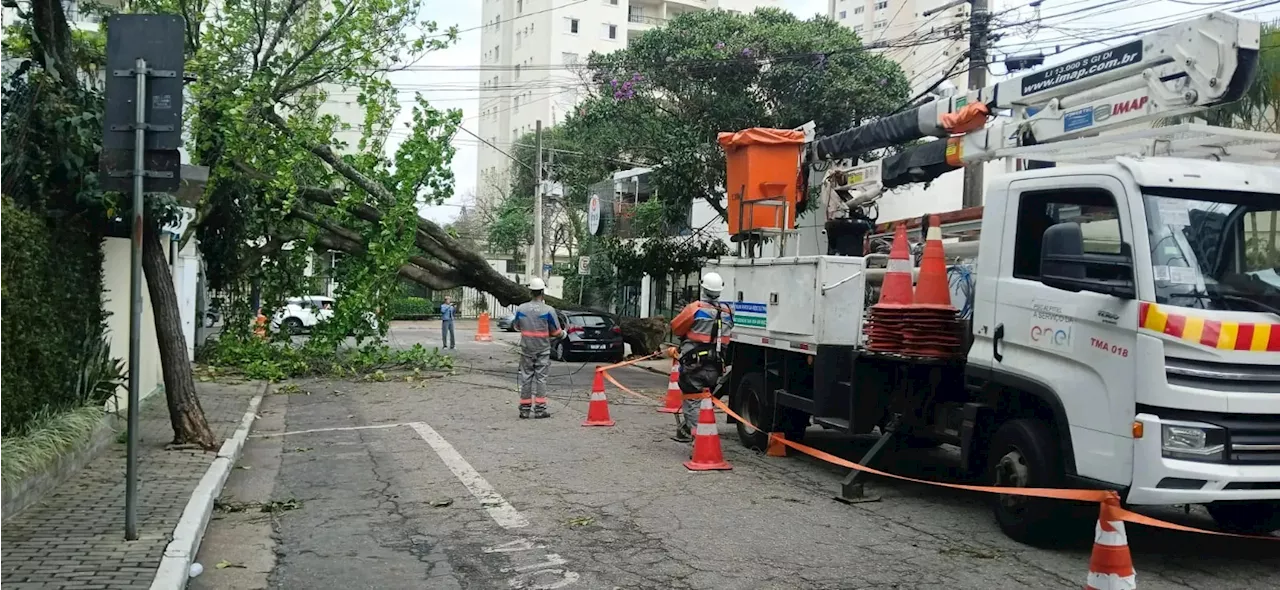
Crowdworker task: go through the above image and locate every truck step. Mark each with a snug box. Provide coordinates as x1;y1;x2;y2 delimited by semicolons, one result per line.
814;417;851;431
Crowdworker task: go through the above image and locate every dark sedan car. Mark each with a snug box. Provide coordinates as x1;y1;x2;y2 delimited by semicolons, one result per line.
551;311;624;362
496;314;517;332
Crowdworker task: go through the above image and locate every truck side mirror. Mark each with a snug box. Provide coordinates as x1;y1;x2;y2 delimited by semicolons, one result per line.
1039;221;1136;299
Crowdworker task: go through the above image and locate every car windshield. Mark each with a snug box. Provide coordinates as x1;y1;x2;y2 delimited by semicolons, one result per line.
1142;188;1280;316
568;315;611;328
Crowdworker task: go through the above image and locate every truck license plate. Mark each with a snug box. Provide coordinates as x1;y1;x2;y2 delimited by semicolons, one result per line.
591;344;605;350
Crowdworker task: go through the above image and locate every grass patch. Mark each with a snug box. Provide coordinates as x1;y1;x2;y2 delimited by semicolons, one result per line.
1;405;110;486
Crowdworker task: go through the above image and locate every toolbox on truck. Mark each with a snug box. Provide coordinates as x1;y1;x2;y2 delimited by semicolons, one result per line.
709;255;868;351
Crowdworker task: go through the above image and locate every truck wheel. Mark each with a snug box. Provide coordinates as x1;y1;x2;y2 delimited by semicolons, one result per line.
733;371;776;451
988;419;1065;545
1207;501;1280;535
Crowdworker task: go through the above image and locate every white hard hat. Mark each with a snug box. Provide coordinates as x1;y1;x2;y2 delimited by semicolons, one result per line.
528;277;547;291
700;272;724;294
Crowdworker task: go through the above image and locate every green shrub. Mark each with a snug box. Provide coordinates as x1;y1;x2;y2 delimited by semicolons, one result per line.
388;296;442;320
1;405;109;487
196;334;452;381
0;197;108;435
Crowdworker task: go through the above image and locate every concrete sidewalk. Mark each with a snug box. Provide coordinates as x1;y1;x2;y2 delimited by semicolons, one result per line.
0;382;262;590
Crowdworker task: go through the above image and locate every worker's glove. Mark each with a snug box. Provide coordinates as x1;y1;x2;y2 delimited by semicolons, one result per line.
665;346;678;359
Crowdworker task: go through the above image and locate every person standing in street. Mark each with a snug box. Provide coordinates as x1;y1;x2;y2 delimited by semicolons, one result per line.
513;278;562;419
440;296;457;350
669;272;733;442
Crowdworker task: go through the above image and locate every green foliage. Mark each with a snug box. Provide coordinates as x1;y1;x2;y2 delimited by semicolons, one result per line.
0;198;113;436
598;235;730;285
196;334;453;382
560;8;909;222
1;406;110;486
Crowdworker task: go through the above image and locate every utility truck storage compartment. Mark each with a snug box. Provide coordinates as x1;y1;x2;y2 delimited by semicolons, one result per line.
709;255;867;349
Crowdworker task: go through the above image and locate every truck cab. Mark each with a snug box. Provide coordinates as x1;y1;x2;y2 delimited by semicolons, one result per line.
970;157;1280;534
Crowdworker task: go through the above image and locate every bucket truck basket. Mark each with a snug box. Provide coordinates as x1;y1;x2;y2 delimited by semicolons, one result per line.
718;128;806;236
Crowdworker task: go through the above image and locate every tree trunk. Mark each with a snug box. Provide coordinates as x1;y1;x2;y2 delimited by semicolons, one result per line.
141;222;219;450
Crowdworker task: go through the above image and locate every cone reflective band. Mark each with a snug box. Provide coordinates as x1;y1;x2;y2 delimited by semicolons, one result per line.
582;368;615;427
684;395;732;471
1086;496;1137;590
659;359;682;413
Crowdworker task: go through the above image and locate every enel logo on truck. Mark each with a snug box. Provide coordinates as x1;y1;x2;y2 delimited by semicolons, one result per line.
1030;324;1072;349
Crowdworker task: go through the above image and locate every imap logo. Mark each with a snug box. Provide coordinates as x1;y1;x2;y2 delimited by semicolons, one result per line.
1030;324;1072;350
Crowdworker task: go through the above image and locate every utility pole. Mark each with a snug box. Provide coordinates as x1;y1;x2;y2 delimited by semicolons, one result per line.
962;0;989;209
533;120;544;280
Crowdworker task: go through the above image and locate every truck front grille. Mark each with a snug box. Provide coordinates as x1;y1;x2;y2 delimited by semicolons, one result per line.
1164;356;1280;394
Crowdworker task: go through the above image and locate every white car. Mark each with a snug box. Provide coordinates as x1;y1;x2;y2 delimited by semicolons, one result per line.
271;296;335;334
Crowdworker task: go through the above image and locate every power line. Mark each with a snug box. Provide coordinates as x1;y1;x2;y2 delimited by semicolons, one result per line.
424;0;590;39
456;124;535;172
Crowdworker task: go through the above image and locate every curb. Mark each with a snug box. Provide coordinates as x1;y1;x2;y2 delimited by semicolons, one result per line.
149;383;268;590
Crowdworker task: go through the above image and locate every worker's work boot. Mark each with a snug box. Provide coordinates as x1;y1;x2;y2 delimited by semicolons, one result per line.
519;407;531;419
533;408;551;419
673;419;693;443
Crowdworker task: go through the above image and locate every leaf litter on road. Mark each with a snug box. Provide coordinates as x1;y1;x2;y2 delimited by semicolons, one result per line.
215;559;246;569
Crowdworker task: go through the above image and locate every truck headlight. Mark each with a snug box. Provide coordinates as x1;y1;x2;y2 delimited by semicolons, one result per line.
1161;422;1226;462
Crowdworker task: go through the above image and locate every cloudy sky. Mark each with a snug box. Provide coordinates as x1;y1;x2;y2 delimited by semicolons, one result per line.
384;0;1278;224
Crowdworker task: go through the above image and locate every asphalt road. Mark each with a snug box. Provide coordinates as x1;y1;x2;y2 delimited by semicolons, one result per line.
192;323;1280;590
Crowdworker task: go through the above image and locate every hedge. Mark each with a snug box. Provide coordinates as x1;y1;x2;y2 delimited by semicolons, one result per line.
388;297;444;320
1;197;108;436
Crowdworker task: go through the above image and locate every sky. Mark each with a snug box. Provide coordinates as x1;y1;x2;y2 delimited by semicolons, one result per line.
385;0;1279;225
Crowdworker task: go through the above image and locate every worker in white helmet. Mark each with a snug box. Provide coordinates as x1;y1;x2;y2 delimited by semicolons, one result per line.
512;277;562;419
669;272;734;442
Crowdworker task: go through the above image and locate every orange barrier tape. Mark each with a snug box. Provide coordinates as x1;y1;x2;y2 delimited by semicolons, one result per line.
595;368;1276;541
597;352;662;373
707;397;1278;541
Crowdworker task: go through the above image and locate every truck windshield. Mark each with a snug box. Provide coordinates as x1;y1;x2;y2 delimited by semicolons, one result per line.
1142;188;1280;317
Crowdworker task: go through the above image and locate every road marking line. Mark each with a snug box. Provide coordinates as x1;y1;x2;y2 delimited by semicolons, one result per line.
408;422;530;529
249;423;408;438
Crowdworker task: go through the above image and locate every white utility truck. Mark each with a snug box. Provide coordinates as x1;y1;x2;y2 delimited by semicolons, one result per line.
711;11;1280;542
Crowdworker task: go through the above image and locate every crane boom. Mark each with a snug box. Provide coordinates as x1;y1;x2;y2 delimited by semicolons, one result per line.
812;11;1261;178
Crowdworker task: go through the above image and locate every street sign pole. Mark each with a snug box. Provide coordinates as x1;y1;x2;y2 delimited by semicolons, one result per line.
125;57;148;542
104;13;186;542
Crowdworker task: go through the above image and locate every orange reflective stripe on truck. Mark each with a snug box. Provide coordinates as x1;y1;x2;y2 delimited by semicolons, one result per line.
1139;302;1280;352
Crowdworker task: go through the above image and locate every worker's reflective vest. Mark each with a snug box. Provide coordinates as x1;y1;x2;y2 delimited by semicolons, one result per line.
513;300;562;355
671;298;733;359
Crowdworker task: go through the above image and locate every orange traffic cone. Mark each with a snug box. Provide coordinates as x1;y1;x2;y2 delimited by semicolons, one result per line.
865;223;915;353
1085;493;1137;590
254;312;268;340
684;394;732;471
658;358;682;413
582;368;615;427
475;312;493;342
766;433;788;457
913;214;953;309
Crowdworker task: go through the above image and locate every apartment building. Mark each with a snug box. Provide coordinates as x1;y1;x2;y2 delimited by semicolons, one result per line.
475;0;781;200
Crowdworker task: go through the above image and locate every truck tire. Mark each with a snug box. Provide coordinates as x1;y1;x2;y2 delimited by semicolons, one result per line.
733;371;776;451
988;419;1065;545
1206;501;1280;535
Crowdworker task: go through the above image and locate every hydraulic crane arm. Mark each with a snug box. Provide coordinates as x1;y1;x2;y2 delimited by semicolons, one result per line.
812;11;1260;170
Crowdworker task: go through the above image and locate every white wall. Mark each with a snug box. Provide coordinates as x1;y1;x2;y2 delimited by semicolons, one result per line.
102;238;165;413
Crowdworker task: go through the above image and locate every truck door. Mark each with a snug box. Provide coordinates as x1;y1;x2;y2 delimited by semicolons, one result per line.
992;175;1139;486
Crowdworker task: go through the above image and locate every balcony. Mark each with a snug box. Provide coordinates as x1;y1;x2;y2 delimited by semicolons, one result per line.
627;14;666;26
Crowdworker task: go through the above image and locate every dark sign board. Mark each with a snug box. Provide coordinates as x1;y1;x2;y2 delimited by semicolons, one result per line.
103;14;185;151
1020;40;1143;97
98;148;181;193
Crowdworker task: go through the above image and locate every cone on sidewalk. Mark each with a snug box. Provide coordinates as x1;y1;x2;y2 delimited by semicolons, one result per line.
475;312;493;341
684;393;732;471
582;368;615;427
865;223;915;353
1085;493;1137;590
658;358;682;413
766;433;788;457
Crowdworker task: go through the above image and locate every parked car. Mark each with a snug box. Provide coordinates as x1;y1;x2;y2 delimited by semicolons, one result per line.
551;311;624;362
496;314;517;332
271;296;335;334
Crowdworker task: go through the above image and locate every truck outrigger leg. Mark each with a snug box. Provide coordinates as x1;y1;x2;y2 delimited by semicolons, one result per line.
835;414;901;504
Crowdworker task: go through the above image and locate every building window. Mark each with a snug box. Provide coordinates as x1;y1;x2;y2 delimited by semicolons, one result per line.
562;52;579;66
874;1;888;9
517;0;523;14
515;31;522;48
566;17;579;34
874;20;887;29
839;10;846;18
514;64;521;79
605;0;618;4
854;6;864;14
604;23;617;39
853;24;864;33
